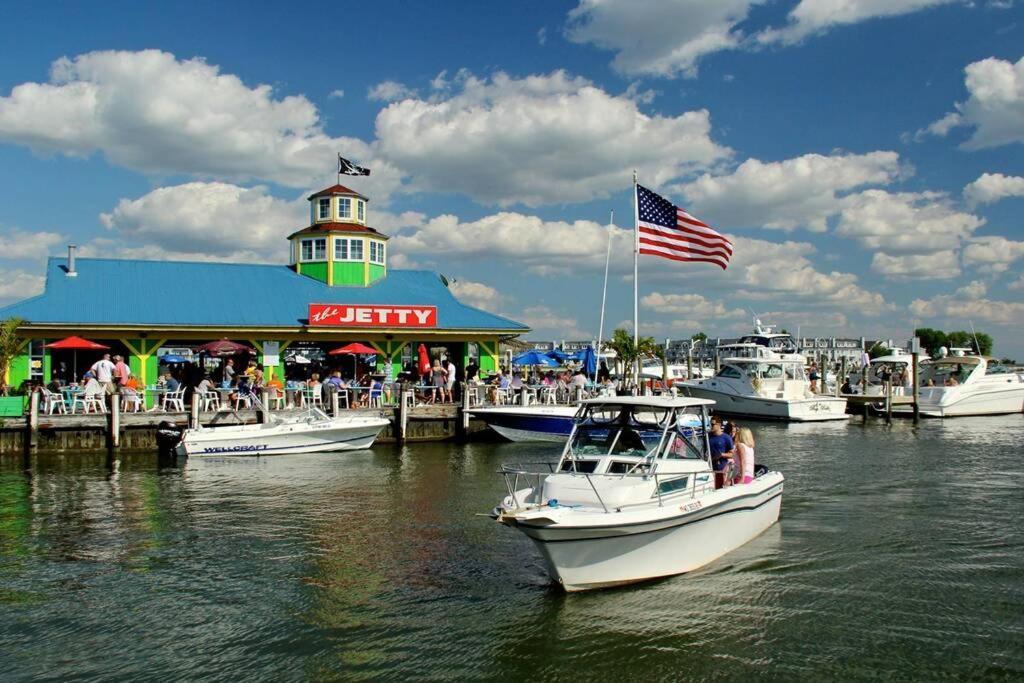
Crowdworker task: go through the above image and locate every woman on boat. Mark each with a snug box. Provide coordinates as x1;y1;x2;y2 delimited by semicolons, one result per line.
735;428;756;484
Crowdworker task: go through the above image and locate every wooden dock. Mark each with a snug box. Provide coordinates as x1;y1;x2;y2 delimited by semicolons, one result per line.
0;387;495;455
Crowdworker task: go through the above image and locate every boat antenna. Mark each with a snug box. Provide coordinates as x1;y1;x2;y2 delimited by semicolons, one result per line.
969;320;982;356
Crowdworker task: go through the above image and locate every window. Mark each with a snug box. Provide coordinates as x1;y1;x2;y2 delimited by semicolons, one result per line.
337;197;351;220
334;237;364;261
318;198;330;220
369;241;385;264
301;238;326;261
717;365;742;379
357;200;365;222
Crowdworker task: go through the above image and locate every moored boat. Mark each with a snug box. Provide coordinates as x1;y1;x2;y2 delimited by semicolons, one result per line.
174;404;390;456
466;405;579;442
891;351;1024;417
493;396;784;591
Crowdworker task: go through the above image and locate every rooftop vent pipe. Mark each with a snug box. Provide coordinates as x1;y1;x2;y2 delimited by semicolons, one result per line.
67;244;78;277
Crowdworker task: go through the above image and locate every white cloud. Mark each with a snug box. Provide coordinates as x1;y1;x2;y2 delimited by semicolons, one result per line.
389;211;632;275
328;89;345;99
0;269;45;302
99;182;306;258
0;50;403;197
871;251;961;280
962;235;1024;273
517;304;591;340
448;279;504;310
565;0;957;79
757;0;956;45
1008;274;1024;290
566;0;759;78
963;172;1024;205
373;70;730;206
679;151;904;231
910;291;1024;326
537;27;548;45
367;80;415;103
641;292;745;320
920;55;1024;149
0;227;66;260
835;189;983;253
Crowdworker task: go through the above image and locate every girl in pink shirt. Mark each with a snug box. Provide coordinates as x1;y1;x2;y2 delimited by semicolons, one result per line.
735;428;756;484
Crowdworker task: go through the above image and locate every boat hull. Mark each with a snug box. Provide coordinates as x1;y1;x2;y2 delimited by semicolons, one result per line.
892;383;1024;417
467;406;578;442
176;417;390;456
507;475;783;591
680;386;848;421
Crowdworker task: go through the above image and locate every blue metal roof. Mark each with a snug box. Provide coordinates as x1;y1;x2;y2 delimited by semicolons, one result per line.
0;257;528;332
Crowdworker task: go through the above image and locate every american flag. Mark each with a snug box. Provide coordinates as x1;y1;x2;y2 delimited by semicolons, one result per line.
636;184;732;269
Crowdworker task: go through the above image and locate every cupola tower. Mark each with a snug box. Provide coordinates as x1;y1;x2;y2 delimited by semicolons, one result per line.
288;184;388;286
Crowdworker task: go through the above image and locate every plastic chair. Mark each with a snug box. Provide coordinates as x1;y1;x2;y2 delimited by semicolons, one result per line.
163;388;185;412
73;388;106;414
266;387;285;410
122;390;145;413
201;390;221;411
41;387;67;415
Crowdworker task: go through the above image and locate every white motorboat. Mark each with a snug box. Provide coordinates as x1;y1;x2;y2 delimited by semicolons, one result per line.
680;348;848;421
858;350;915;397
174;404;390;456
640;362;714;381
892;351;1024;417
493;396;784;591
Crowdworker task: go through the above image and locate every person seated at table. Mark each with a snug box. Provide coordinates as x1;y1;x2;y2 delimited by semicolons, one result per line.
46;378;61;394
196;375;214;394
306;373;321;389
570;369;587;392
163;371;181;393
252;368;264;388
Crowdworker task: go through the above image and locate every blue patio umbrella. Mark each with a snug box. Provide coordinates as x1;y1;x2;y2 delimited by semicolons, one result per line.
571;346;597;376
158;354;188;364
512;350;558;367
546;349;571;362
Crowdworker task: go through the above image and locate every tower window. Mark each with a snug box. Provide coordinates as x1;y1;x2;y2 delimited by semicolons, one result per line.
334;237;365;261
357;200;365;222
370;241;385;264
318;198;331;220
338;197;352;220
301;238;326;261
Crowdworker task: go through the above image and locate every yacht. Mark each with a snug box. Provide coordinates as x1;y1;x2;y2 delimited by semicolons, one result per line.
892;349;1024;417
858;349;915;397
680;347;848;421
467;404;580;442
493;396;784;591
640;362;714;382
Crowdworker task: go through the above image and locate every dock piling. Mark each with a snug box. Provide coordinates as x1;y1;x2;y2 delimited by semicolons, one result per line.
885;380;893;424
27;390;39;450
108;396;120;449
189;392;200;430
912;351;920;423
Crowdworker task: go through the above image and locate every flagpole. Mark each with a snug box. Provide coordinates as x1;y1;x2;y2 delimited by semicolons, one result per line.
596;209;613;382
632;169;640;392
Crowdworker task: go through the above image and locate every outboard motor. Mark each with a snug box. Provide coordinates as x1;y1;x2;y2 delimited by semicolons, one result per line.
156;421;184;459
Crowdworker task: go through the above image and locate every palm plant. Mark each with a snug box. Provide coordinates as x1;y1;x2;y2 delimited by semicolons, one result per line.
604;328;664;386
0;318;25;396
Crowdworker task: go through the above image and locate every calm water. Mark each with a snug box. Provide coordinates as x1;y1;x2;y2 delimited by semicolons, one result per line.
2;416;1023;681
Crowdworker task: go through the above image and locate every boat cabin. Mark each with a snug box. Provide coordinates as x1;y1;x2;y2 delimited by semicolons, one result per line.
703;358;809;400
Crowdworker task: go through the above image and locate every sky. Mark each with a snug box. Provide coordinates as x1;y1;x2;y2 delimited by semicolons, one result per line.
0;1;1022;357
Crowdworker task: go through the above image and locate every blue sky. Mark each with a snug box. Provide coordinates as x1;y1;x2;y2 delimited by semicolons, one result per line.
0;1;1022;357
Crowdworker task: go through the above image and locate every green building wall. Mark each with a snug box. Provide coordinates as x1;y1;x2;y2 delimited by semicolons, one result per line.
331;262;364;286
368;264;385;284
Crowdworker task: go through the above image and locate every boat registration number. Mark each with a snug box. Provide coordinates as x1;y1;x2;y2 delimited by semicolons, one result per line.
680;501;702;513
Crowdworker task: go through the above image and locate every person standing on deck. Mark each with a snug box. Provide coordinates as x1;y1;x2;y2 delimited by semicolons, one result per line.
445;357;457;402
221;359;236;389
90;353;116;395
112;355;131;391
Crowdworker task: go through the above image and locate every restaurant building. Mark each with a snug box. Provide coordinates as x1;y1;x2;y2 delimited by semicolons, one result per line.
0;184;528;395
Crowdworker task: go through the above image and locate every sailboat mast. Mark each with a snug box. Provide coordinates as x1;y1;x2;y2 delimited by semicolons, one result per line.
596;209;613;381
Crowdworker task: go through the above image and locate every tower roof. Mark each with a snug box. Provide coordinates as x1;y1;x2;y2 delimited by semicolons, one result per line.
287;222;388;240
307;184;368;201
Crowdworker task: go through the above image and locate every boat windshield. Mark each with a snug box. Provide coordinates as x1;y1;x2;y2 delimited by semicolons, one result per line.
919;360;976;386
568;406;672;457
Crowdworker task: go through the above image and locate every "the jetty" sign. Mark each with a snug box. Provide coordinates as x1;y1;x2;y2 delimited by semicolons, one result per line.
308;304;437;328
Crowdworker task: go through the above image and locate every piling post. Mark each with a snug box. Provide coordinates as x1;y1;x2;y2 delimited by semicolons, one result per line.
885;380;893;424
912;351;920;423
331;389;340;417
520;386;530;406
460;382;470;434
839;357;847;397
27;390;39;450
108;395;120;449
189;391;201;430
686;351;693;380
257;388;269;424
399;388;413;442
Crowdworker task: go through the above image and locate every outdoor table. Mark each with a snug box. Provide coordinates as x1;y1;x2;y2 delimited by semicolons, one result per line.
145;386;167;412
63;387;84;413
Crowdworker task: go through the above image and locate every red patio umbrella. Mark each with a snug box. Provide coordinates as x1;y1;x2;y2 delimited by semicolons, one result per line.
328;342;379;377
195;339;256;358
418;343;431;377
328;342;379;355
46;336;110;381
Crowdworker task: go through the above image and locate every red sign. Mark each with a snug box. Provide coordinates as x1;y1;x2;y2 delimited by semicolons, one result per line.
308;304;438;328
